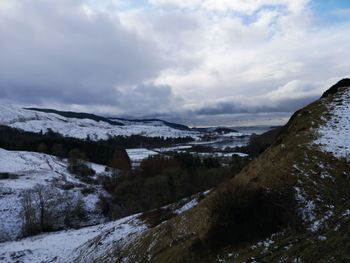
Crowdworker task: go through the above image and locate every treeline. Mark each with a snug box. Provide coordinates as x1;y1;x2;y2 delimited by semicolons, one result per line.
0;125;192;165
98;153;249;219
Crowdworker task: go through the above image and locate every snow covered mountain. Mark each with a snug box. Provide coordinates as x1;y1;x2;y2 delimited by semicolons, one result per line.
0;104;199;140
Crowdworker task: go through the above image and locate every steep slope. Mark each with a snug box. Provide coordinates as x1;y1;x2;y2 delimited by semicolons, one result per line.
0;105;199;140
104;79;350;262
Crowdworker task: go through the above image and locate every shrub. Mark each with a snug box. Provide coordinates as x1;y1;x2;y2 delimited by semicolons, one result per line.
141;175;171;209
21;185;62;236
202;181;298;249
21;185;89;236
140;155;178;178
63;194;87;227
81;187;95;195
97;194;126;219
68;161;96;178
202;157;221;169
109;148;131;171
51;144;66;158
37;142;48;153
0;173;19;180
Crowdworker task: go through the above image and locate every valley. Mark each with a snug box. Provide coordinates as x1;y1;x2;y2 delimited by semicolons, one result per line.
0;80;349;262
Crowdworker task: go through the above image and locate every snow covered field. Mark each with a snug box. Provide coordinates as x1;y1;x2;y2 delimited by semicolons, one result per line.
0;214;146;263
0;148;111;241
126;148;159;163
0;104;199;140
315;88;350;159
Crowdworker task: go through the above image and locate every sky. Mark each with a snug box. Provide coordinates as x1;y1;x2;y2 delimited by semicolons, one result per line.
0;0;349;126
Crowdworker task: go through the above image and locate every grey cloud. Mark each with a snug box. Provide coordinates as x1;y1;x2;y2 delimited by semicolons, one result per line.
113;83;181;115
194;95;318;115
0;0;169;108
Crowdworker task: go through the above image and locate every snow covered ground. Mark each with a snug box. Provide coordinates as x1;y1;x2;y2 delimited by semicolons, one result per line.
0;194;206;263
190;152;249;158
315;88;350;159
0;214;146;263
126;148;159;163
0;190;209;263
0;104;199;140
0;148;111;241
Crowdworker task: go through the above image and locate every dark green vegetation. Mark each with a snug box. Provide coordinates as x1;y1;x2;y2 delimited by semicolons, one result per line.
0;173;19;180
98;153;250;219
25;108;124;126
0;125;192;166
201;182;298;250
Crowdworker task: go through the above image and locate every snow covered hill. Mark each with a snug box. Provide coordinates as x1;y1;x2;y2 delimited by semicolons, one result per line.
0;214;146;263
0;148;111;242
0;190;206;263
0;104;199;140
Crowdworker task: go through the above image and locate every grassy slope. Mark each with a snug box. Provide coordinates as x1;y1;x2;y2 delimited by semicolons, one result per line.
96;86;350;262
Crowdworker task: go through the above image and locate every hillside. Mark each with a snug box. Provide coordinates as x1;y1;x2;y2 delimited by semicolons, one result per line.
0;189;208;262
0;148;112;242
100;79;350;262
0;105;199;140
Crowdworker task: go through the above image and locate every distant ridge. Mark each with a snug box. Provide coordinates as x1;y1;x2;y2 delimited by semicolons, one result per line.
26;108;192;131
110;117;191;131
321;78;350;98
25;108;124;126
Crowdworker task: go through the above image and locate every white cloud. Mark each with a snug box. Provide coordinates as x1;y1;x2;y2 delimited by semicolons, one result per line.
150;0;310;14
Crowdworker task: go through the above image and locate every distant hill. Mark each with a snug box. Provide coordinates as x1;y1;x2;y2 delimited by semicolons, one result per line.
25;108;125;126
192;126;239;133
0;104;198;140
110;117;191;131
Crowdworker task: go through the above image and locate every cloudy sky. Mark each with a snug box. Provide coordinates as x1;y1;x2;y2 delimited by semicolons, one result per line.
0;0;350;126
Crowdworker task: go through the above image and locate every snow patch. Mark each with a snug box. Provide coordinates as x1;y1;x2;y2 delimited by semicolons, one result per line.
126;148;159;163
175;198;199;214
314;88;350;159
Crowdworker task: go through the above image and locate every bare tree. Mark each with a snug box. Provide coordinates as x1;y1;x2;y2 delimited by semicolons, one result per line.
21;184;88;237
21;185;63;235
21;189;40;236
